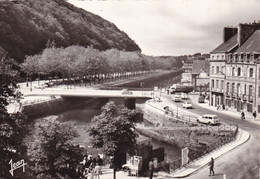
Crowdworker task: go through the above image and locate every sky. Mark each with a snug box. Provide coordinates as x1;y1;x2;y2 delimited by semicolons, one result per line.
68;0;260;56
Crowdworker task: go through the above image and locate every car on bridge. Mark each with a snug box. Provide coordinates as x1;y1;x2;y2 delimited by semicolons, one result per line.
197;114;220;125
34;84;48;89
121;89;133;95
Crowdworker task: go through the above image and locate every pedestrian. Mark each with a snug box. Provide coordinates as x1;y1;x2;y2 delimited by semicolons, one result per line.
80;157;87;166
222;104;225;110
96;155;103;174
93;164;101;179
241;111;245;120
208;157;215;176
148;159;154;179
253;111;257;120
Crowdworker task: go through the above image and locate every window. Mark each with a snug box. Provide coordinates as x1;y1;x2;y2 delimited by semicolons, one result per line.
221;66;225;73
247;54;250;59
211;80;215;88
237;84;241;96
226;82;230;92
212;55;214;60
259;86;260;97
259;68;260;79
249;68;254;77
240;54;244;60
212;66;215;74
232;67;236;76
237;67;241;76
216;66;219;73
221;80;224;90
216;80;219;89
249;85;253;96
232;83;235;93
222;55;224;59
244;85;247;95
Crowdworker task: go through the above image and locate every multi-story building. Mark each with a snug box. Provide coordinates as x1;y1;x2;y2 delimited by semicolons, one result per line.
209;22;260;115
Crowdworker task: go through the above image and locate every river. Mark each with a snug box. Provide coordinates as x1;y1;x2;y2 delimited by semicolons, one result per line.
29;73;182;162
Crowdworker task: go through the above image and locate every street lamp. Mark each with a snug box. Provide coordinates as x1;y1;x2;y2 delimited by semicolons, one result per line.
177;104;178;119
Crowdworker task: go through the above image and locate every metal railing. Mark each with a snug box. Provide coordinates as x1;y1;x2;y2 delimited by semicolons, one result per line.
169;159;182;172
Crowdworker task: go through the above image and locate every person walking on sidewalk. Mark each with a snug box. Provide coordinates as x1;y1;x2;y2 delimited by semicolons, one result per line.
208;157;215;176
253;111;257;120
148;159;154;179
241;111;245;120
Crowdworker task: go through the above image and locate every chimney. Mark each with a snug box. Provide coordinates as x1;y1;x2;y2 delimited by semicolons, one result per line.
238;22;260;47
223;27;237;42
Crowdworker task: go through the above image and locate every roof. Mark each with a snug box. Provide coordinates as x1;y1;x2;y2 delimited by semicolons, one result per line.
235;30;260;54
211;34;238;53
191;60;210;75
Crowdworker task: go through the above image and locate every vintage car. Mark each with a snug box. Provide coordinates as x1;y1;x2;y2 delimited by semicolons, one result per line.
197;114;220;125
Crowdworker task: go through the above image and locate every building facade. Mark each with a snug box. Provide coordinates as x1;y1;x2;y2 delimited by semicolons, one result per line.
191;60;210;92
209;22;260;115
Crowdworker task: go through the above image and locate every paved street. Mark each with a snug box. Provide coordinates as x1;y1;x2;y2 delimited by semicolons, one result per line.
164;94;259;179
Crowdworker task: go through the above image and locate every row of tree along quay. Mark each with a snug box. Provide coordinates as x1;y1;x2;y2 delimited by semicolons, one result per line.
20;45;182;89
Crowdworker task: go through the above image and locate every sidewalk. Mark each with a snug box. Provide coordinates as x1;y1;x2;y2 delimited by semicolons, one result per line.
158;129;250;178
188;93;260;126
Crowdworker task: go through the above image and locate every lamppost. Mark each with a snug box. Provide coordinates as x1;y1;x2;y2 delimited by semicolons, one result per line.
177;104;179;119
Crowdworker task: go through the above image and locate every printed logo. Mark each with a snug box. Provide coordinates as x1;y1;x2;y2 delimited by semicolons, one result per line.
9;159;27;176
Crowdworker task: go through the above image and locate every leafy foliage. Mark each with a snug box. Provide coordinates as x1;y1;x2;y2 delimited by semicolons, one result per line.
0;0;140;63
89;101;141;179
0;46;28;177
20;45;182;80
27;117;83;179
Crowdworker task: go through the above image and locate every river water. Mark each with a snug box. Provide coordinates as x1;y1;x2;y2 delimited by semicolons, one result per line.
32;73;182;162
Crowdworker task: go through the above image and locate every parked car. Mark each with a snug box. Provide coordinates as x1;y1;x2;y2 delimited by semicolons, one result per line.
121;89;133;95
197;114;220;125
198;96;205;103
182;102;192;109
172;94;181;102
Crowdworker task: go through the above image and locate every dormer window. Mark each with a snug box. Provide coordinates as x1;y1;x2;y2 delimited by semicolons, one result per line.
254;54;259;60
235;54;238;60
240;54;244;60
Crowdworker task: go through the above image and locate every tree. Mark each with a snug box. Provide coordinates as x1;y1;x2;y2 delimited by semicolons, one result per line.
89;101;142;179
20;55;40;91
27;117;84;179
0;46;28;178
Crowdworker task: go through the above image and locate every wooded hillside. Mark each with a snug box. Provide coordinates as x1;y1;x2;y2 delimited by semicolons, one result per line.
0;0;141;63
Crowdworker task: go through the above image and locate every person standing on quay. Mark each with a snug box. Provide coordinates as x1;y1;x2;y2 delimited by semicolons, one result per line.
253;111;257;120
148;159;154;179
208;157;215;176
